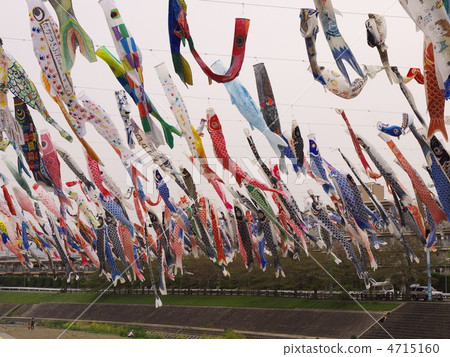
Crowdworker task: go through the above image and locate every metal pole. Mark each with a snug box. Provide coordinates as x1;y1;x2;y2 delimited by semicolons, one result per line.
427;250;432;302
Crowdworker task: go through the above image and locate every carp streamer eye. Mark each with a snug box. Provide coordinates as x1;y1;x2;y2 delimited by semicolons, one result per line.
211;121;218;129
111;9;120;19
41;140;47;148
33;7;45;22
235;35;244;47
16;109;25;120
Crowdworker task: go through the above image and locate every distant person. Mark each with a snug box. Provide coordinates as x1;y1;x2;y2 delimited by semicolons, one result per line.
127;330;135;338
30;317;35;330
379;313;387;323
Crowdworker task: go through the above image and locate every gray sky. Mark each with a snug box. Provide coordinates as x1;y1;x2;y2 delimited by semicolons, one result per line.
0;0;448;210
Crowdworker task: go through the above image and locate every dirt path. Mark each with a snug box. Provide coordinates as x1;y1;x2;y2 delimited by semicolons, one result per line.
0;325;125;339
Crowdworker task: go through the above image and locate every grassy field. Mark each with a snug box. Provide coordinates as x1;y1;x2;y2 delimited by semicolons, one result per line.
0;291;400;311
39;320;163;338
36;321;244;339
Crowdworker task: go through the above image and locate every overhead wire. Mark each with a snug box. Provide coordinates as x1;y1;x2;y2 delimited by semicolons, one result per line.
0;0;423;128
2;4;437;163
67;85;420;118
199;0;411;19
0;36;419;68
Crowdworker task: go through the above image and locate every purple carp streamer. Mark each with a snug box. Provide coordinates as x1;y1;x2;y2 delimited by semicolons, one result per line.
0;0;449;310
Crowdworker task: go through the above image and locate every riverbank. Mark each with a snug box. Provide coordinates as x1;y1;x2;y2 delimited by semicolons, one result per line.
0;291;400;311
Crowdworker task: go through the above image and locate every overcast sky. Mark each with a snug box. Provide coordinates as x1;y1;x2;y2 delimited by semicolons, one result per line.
0;0;448;210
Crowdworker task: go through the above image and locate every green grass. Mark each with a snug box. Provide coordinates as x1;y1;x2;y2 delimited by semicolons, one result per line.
156;295;400;311
39;320;163;338
201;328;245;339
39;320;244;339
0;291;399;311
0;291;98;304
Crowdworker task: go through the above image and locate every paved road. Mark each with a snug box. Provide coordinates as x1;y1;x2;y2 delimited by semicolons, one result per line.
0;331;14;339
